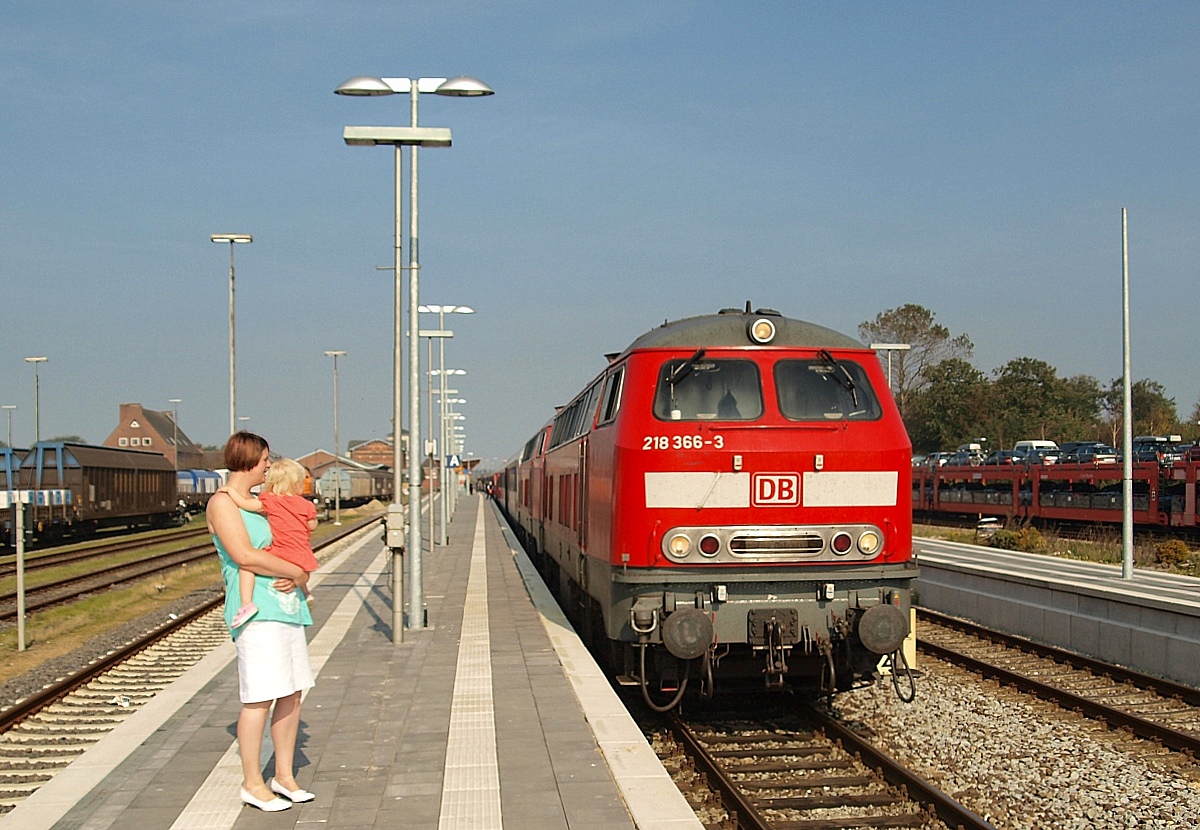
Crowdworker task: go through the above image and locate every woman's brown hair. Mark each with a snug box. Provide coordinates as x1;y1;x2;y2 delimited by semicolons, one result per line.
224;431;269;472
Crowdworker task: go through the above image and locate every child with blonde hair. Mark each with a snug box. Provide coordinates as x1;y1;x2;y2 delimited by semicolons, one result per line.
221;457;319;629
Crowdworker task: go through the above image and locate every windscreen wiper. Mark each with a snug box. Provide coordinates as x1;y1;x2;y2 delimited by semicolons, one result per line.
669;348;707;386
817;349;859;408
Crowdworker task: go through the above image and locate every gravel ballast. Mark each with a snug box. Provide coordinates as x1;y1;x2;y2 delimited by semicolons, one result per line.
834;659;1200;829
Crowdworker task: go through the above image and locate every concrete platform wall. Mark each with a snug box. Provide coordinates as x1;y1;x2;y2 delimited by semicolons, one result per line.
916;559;1200;689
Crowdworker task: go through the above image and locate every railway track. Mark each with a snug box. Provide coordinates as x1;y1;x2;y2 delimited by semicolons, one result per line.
0;526;210;578
0;516;377;814
657;705;994;830
917;608;1200;757
0;544;216;621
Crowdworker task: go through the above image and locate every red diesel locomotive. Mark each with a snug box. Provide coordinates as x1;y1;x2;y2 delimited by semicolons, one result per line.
495;305;917;709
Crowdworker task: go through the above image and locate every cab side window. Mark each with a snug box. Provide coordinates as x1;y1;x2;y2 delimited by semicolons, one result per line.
598;367;624;426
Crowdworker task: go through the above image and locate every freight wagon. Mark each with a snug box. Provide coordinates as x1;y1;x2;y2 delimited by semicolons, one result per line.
6;442;179;544
317;465;392;507
177;468;226;512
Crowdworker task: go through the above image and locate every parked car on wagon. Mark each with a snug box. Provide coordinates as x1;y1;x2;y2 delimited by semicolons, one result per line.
984;450;1026;465
1059;443;1118;465
943;450;984;467
1023;448;1060;466
1129;436;1186;465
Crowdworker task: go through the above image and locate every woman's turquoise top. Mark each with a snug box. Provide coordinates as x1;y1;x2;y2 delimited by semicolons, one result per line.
213;508;313;639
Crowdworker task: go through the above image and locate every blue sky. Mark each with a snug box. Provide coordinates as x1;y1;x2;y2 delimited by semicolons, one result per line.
2;2;1198;468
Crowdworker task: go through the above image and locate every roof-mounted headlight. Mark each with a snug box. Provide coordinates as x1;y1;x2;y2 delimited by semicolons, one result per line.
748;317;776;344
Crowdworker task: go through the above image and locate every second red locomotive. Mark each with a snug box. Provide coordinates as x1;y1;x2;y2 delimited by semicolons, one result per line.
495;304;917;709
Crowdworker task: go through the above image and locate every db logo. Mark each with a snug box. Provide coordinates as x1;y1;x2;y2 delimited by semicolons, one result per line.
752;473;800;506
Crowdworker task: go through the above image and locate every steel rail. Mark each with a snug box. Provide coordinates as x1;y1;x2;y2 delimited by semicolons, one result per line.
0;545;216;619
804;705;997;830
3;543;213;594
919;607;1200;706
0;515;376;734
668;706;996;830
666;713;774;830
918;628;1200;757
0;527;211;577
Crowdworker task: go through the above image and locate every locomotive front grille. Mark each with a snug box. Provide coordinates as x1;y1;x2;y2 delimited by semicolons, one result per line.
661;523;885;563
729;534;825;556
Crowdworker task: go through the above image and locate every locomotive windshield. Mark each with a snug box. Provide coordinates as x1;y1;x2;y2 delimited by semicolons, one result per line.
775;358;882;421
653;358;763;421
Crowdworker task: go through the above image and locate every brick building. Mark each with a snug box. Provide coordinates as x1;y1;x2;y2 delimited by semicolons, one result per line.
348;438;397;467
103;403;204;469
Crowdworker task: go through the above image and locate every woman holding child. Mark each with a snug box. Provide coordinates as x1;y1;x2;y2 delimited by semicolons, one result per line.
207;431;315;812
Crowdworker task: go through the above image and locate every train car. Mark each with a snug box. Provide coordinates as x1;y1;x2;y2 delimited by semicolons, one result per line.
913;454;1200;531
498;305;917;709
14;442;179;543
317;465;393;507
177;468;225;512
1;447;26;546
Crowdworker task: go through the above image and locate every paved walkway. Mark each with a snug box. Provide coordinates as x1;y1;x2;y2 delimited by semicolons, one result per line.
4;495;700;830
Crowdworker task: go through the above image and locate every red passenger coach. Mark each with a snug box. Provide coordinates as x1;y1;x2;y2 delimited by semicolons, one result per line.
496;305;917;709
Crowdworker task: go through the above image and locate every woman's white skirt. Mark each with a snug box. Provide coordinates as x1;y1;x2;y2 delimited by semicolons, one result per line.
235;620;315;703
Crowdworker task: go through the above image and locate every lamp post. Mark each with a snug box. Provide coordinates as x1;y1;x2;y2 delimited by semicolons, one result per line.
336;72;492;633
2;406;14;448
211;234;253;437
420;304;474;544
444;400;467;524
324;350;347;526
446;405;466;516
1121;208;1133;579
168;399;181;472
433;370;466;540
420;332;447;550
869;343;911;395
24;357;47;443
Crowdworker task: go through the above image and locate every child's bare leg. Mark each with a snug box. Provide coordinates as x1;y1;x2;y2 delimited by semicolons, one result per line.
231;569;258;628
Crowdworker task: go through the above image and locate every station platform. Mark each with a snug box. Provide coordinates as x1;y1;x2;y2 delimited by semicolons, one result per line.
915;536;1200;688
5;495;701;830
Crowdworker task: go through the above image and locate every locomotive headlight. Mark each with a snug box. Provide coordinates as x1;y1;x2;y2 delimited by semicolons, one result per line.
858;530;881;556
748;317;776;344
667;533;692;559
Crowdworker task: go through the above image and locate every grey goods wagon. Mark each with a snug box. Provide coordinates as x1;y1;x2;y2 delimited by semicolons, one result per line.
318;466;393;507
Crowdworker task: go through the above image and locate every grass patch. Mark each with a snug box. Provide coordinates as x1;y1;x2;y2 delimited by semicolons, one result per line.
0;505;383;687
913;521;1177;571
0;558;222;685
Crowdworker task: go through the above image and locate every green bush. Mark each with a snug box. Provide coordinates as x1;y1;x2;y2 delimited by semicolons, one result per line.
1015;527;1048;552
989;530;1020;550
1156;539;1191;567
988;527;1048;553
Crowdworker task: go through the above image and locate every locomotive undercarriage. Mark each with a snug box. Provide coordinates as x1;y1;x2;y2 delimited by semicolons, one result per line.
505;510;917;711
622;573;914;708
535;539;917;709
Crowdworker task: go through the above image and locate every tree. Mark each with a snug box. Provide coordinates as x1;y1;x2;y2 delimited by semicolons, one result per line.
1056;374;1105;441
905;358;990;452
858;304;973;417
987;358;1103;448
1103;379;1179;440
